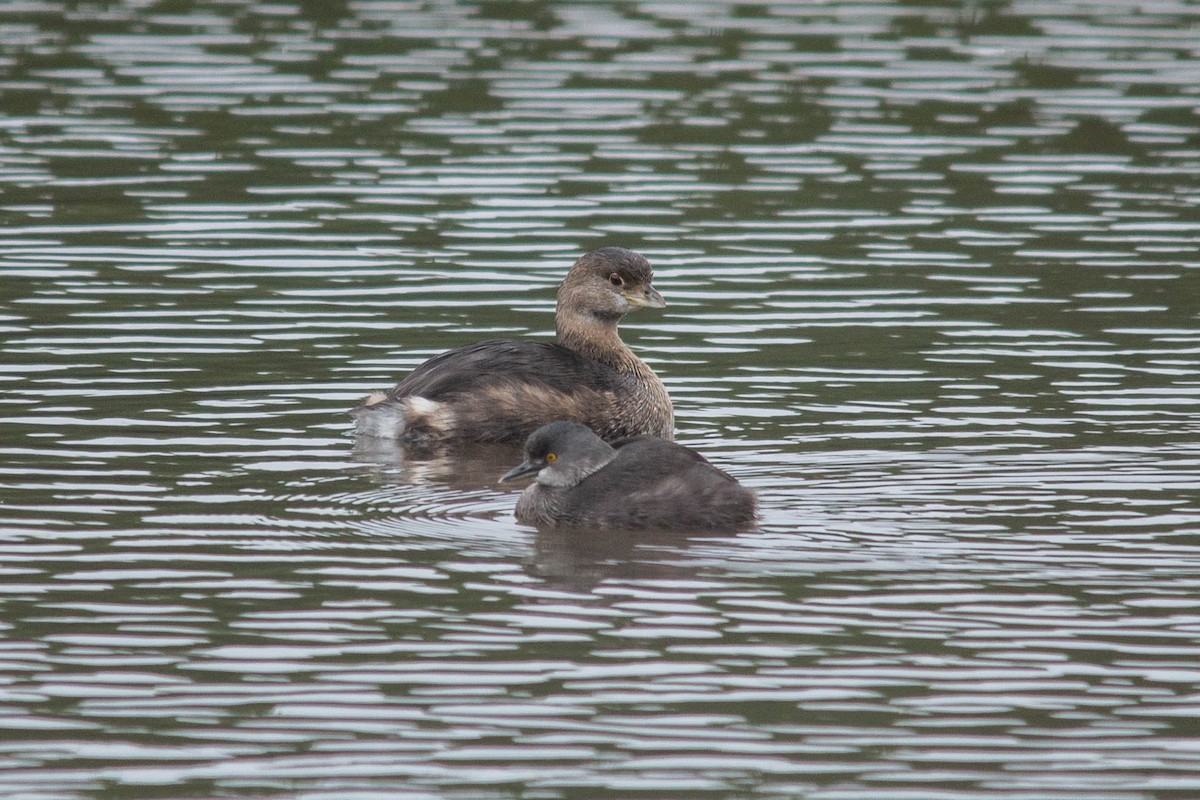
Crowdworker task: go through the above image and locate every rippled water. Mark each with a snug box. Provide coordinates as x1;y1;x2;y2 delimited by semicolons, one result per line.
2;1;1200;798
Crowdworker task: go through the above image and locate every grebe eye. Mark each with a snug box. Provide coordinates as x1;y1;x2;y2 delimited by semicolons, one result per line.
609;273;623;287
546;452;557;463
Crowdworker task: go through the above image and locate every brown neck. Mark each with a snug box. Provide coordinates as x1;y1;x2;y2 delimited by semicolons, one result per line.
555;304;647;374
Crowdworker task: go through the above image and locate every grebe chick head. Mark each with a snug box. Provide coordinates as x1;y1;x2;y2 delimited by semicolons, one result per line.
500;421;616;488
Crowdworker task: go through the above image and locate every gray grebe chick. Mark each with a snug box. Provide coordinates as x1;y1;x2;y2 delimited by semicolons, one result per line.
500;421;757;530
352;248;673;446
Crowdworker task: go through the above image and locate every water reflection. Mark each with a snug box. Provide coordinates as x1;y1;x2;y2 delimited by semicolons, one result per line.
530;525;740;591
353;438;523;489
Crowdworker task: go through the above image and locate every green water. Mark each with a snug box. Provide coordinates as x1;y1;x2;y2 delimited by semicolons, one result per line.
1;1;1199;798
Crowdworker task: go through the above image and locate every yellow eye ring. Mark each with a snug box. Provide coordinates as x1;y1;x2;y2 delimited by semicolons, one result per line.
546;453;557;463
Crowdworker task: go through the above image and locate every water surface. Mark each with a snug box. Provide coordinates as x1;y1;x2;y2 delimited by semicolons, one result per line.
2;1;1200;798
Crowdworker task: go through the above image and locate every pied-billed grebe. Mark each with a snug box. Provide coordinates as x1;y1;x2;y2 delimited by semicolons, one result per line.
352;248;673;446
501;421;757;530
